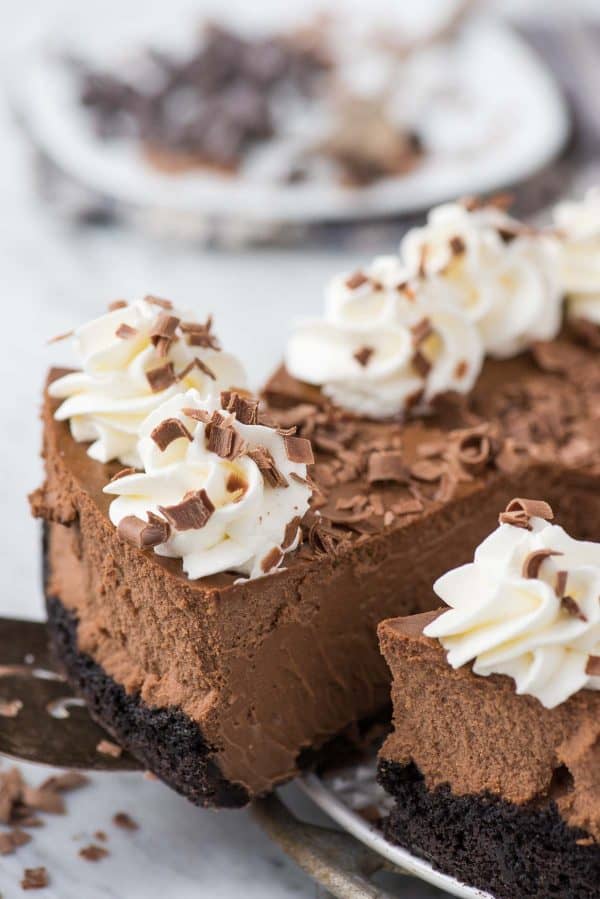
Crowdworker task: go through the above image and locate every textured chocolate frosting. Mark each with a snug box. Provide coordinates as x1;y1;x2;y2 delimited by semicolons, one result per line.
31;334;600;806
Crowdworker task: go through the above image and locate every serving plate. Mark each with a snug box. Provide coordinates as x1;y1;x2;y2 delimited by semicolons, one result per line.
300;757;493;899
9;0;569;226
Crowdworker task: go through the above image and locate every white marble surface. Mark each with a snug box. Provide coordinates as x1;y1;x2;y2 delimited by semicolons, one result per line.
0;1;594;896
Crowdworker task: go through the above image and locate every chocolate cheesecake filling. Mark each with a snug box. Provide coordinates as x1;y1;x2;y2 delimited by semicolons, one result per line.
32;335;600;806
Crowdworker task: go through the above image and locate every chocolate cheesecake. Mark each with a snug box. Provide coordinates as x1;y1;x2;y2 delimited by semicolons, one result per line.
378;501;600;899
32;196;600;809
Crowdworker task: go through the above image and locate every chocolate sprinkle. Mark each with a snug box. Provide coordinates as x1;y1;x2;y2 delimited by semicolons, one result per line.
150;417;192;451
283;435;314;464
145;362;176;392
521;549;562;580
159;489;215;530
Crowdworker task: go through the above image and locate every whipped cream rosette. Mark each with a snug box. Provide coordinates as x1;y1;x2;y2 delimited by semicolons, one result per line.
554;188;600;325
425;499;600;708
104;388;313;581
285;258;483;420
400;201;563;358
49;298;246;467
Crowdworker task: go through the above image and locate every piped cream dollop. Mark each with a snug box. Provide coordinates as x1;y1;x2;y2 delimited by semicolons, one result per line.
554;188;600;325
49;298;246;467
400;201;563;358
425;501;600;708
285;257;483;420
103;389;313;581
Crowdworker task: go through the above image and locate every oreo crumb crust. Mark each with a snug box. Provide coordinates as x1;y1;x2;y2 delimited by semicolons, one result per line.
378;760;600;899
45;593;250;809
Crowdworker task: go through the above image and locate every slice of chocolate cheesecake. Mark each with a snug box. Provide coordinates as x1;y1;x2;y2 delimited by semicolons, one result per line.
378;501;600;899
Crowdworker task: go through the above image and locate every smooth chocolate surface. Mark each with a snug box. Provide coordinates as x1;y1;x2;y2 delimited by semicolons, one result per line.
32;334;600;806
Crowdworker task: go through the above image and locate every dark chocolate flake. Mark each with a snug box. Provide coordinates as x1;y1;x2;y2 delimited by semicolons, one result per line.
159;489;214;531
150;417;192;451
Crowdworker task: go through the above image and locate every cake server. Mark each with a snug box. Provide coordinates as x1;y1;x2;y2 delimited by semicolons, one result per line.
0;613;418;899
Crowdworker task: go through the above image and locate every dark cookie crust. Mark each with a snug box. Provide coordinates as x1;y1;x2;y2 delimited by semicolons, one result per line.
45;594;249;808
378;760;600;899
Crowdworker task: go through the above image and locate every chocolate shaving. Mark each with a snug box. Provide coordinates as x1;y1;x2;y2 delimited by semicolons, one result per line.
248;446;288;488
21;867;48;889
391;497;423;516
117;514;170;548
454;359;468;379
561;595;588;622
411;349;432;378
150;417;192;451
79;844;109;862
0;828;31;854
115;323;138;340
180;316;220;350
178;357;216;382
368;451;410;484
182;407;210;423
108;467;137;482
457;432;493;475
282;516;301;550
410;317;433;347
108;300;128;311
144;294;173;309
47;329;74;344
159;489;214;531
283;435;314;464
113;811;138;830
150;313;180;343
226;471;248;496
449;235;466;255
586;656;600;676
345;271;369;290
555;570;568;599
261;546;283;573
145;361;176;392
220;390;258;424
410;459;445;482
505;498;554;521
353;345;374;367
96;740;122;758
521;549;562;579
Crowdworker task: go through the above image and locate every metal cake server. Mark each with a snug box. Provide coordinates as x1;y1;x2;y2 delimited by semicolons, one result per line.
0;614;413;898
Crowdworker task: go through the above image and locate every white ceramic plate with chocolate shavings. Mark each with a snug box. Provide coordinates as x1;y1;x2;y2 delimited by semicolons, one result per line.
300;757;493;899
10;0;568;226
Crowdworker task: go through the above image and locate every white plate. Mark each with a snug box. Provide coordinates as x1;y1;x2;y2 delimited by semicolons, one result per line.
9;0;569;225
300;758;493;899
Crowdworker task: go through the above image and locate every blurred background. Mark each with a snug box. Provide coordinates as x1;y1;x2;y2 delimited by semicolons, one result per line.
1;0;600;895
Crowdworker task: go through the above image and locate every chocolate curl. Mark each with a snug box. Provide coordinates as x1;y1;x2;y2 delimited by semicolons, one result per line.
521;549;562;579
499;498;554;530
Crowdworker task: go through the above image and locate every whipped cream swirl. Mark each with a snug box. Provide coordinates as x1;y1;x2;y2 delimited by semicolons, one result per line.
104;389;312;580
49;299;246;468
400;201;563;358
285;256;483;420
425;509;600;708
554;188;600;324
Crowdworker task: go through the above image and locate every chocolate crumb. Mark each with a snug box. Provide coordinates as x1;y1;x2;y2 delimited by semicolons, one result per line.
145;361;176;393
159;489;215;530
115;323;138;340
345;271;369;290
353;346;374;367
144;294;173;310
283;435;314;464
521;549;562;580
150;417;192;451
79;844;109;862
21;866;48;890
96;739;122;758
113;812;138;831
0;699;23;718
